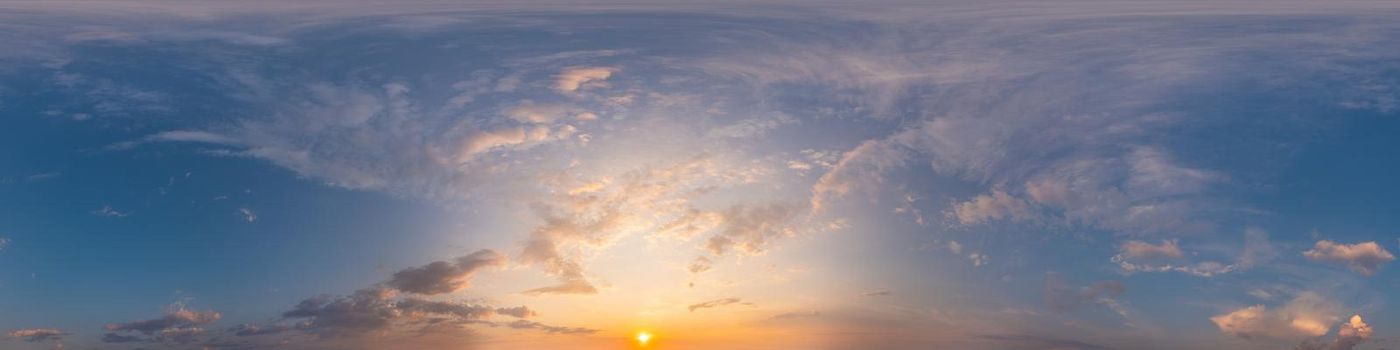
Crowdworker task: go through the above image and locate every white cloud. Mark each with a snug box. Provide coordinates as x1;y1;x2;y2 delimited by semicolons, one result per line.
1303;240;1395;276
91;205;129;218
238;208;257;222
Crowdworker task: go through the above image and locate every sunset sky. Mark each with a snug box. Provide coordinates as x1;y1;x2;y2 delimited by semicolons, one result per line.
3;1;1400;349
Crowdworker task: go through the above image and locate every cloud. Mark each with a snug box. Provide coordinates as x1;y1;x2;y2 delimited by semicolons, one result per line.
229;324;293;337
237;208;257;222
1303;240;1395;276
1044;274;1125;314
91;205;130;217
385;249;507;295
1117;240;1184;260
810;139;908;212
6;328;65;342
103;303;221;343
861;290;891;297
688;297;745;312
703;204;800;256
504;102;576;124
554;66;616;93
0;237;9;251
951;189;1033;225
1295;315;1374;350
505;320;597;335
1113;228;1275;277
688;256;713;274
282;286;534;338
1211;292;1340;340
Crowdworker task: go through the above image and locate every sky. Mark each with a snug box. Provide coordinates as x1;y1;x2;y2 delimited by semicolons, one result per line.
2;0;1400;349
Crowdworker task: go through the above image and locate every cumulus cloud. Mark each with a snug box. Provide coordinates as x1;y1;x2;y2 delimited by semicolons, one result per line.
6;328;65;342
554;66;616;93
1303;240;1395;276
385;249;507;295
103;303;221;343
688;297;746;312
1295;315;1374;350
1211;292;1340;340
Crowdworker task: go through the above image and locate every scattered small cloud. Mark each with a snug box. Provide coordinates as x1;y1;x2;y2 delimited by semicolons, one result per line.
6;328;66;342
91;205;130;218
861;289;891;297
237;208;257;222
688;298;746;312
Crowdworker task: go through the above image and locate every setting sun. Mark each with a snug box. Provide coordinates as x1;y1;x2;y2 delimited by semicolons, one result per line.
636;332;653;346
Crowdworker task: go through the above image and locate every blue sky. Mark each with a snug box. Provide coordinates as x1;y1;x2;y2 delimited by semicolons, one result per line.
2;1;1400;349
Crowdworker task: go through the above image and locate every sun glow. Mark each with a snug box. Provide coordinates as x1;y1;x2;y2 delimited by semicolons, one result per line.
636;332;653;346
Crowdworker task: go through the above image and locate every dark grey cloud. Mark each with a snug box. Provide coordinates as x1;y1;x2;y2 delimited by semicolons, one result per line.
385;249;507;295
103;304;221;343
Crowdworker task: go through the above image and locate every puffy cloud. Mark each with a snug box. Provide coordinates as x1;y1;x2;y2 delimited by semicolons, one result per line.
1297;315;1375;350
103;303;221;343
385;249;507;295
1211;292;1340;340
554;66;616;93
0;237;9;251
688;298;746;312
1303;240;1395;276
1117;240;1184;260
6;328;65;342
951;189;1033;225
